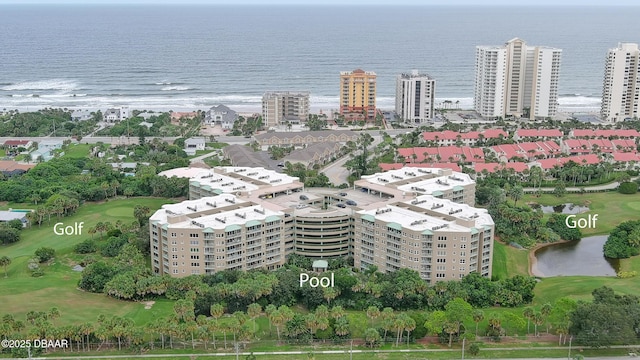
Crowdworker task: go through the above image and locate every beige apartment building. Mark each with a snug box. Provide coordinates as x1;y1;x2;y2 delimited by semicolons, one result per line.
262;91;310;128
353;195;494;284
150;194;291;277
152;166;493;283
340;69;377;120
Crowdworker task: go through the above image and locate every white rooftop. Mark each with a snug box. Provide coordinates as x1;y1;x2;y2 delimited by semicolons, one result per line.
217;166;298;187
150;195;283;230
396;173;473;195
358;195;492;232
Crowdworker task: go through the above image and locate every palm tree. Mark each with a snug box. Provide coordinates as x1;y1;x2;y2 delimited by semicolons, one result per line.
264;304;276;335
366;306;380;327
0;256;10;278
523;307;534;334
247;303;262;333
472;310;484;336
532;312;544;336
334;316;350;338
364;327;381;348
403;314;416;346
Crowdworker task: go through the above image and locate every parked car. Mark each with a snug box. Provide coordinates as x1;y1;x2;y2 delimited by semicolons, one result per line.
346;200;357;206
299;195;309;201
338;192;347;196
336;203;347;208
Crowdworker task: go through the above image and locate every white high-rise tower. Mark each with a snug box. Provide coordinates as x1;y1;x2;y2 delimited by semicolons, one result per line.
601;43;640;123
396;71;436;125
474;38;561;120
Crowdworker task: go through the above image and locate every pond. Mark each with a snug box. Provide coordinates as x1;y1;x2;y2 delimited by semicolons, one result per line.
532;235;619;277
537;203;590;214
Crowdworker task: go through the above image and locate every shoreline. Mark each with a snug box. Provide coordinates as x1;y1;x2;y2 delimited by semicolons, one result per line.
528;239;574;278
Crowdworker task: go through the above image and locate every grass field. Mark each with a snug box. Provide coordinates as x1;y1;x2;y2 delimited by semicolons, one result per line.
63;143;92;158
522;191;640;236
491;241;529;281
0;197;172;325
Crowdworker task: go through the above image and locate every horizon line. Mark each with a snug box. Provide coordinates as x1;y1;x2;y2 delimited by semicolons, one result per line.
1;2;639;6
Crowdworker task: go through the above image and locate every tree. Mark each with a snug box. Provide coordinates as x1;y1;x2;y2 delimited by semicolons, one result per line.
364;327;381;348
0;256;10;277
523;307;534;334
35;247;55;263
133;205;151;227
508;185;524;206
553;181;566;197
472;310;484;337
366;305;380;327
247;303;262;333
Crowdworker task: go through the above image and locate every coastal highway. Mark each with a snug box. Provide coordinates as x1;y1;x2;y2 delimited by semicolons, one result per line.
0;129;413;146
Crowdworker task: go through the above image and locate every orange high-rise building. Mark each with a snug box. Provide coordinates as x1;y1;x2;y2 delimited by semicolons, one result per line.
339;69;376;120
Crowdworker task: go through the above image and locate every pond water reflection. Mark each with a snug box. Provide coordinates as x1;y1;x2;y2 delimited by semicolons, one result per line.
533;235;619;277
537;203;590;214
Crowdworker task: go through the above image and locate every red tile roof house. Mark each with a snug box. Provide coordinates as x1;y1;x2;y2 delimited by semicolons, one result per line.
561;139;635;154
397;146;484;164
422;129;507;146
532;154;600;170
490;141;560;162
570;129;640;139
513;129;563;141
3;140;33;149
474;162;529;174
379;163;461;172
613;153;640;169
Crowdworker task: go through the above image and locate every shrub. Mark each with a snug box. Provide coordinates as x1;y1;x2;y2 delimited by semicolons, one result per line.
74;239;96;254
617;271;638;279
31;267;45;277
34;247;55;263
619;182;638;194
469;342;481;356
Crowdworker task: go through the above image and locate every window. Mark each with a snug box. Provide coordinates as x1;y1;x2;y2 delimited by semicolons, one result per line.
190;234;199;239
172;255;178;259
191;262;200;267
190;248;199;253
460;244;467;249
171;247;177;252
436;258;446;263
190;255;200;260
171;233;177;238
459;259;466;264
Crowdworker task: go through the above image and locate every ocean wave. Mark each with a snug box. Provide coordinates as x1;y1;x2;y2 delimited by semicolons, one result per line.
1;79;79;91
0;93;605;114
161;86;191;91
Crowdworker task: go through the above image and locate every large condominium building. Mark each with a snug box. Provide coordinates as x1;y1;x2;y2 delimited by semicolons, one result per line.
262;91;310;128
150;194;290;277
601;43;640;122
474;38;561;120
396;71;436;125
340;69;377;120
152;166;493;284
353;195;494;282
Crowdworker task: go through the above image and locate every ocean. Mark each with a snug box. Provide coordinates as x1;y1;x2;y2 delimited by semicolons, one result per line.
1;5;639;114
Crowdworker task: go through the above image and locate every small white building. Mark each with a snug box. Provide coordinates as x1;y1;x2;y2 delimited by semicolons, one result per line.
104;107;130;123
71;109;93;122
184;137;206;156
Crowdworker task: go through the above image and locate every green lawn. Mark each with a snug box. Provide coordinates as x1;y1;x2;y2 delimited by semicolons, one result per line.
491;241;530;280
523;191;640;236
0;197;171;326
63;143;92;158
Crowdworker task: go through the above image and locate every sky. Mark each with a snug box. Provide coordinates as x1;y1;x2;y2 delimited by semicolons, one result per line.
0;0;638;5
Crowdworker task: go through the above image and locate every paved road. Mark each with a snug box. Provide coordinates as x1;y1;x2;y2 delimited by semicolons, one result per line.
2;346;634;360
524;177;638;193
